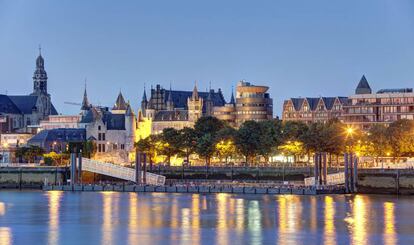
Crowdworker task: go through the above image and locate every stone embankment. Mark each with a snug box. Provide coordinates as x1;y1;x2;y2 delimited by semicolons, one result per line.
43;184;345;195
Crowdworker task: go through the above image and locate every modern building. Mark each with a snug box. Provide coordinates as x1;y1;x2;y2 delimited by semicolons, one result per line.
282;96;348;124
0;50;58;134
214;81;273;127
342;76;414;129
139;84;226;134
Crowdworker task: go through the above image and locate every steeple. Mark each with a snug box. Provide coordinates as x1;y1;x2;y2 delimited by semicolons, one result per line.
140;85;148;117
81;80;90;111
355;75;372;94
205;82;214;116
192;82;199;100
166;83;174;110
32;46;48;95
113;91;127;110
142;87;147;102
230;89;235;105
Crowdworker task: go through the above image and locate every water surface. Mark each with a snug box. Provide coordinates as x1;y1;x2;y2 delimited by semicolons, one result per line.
0;191;413;245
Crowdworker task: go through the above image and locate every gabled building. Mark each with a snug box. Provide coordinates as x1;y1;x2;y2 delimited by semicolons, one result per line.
282;96;348;124
0;50;58;133
79;90;136;163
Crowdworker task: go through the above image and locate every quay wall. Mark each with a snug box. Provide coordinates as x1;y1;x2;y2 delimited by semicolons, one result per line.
0;167;68;189
358;169;414;195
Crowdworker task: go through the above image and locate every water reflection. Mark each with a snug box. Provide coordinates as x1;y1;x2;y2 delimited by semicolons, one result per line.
0;202;5;216
0;227;12;245
128;193;138;245
277;196;303;245
48;191;63;245
350;195;368;244
216;194;229;245
247;200;262;245
384;202;396;245
324;196;336;245
191;195;200;245
102;192;114;245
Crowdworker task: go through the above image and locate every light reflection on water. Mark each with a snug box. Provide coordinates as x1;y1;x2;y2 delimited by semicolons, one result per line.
0;192;412;245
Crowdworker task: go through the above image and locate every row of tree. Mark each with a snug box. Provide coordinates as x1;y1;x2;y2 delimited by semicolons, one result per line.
136;116;414;166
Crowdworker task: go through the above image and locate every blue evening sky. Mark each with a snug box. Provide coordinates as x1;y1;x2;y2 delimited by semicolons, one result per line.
1;1;414;116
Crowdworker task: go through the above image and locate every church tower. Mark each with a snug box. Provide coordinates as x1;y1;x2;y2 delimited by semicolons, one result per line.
32;47;48;95
188;84;203;122
140;86;148;117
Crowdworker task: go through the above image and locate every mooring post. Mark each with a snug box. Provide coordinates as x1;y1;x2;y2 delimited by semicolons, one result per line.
314;153;319;187
78;150;82;185
322;152;327;185
318;153;323;186
353;155;358;192
143;153;147;185
350;153;354;192
135;150;141;185
70;152;76;186
344;153;349;193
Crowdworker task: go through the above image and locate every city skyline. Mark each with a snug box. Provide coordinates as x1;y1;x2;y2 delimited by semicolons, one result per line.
1;1;414;116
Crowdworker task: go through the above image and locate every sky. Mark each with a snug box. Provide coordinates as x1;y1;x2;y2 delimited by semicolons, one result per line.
1;1;414;116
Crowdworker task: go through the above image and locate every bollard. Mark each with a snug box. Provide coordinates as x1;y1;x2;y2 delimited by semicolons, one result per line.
353;156;358;192
135;151;141;185
314;153;319;187
78;151;82;185
344;153;349;193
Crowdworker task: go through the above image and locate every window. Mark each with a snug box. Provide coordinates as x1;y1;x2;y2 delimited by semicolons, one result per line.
98;133;101;141
98;125;101;130
102;133;106;141
121;144;125;150
102;144;105;152
98;144;102;152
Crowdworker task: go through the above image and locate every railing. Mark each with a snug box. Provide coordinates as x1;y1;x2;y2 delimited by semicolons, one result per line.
82;158;165;186
304;172;345;186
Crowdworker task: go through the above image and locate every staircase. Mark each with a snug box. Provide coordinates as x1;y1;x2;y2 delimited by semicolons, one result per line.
82;158;165;186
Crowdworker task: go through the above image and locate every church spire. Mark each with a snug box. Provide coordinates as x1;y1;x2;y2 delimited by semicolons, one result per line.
166;83;174;110
192;82;199;100
142;84;147;102
81;79;90;110
230;86;235;105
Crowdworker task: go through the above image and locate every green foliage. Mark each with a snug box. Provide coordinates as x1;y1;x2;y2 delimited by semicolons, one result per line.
235;121;262;165
177;127;198;164
159;128;181;165
195;133;216;166
15;145;45;163
386;119;414;157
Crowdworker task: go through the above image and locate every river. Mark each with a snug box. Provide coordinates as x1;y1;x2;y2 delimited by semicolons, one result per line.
0;191;412;245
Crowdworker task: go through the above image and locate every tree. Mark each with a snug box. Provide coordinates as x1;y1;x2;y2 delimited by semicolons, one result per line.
195;133;216;167
135;134;160;169
177;127;198;165
82;140;97;158
194;116;224;137
258;120;283;159
159;128;181;165
235;121;262;166
386;119;414;159
367;124;391;165
15;145;45;163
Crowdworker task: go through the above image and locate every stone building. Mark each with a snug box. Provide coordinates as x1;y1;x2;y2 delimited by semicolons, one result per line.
0;50;58;133
79;90;136;163
282;96;348;124
139;84;226;134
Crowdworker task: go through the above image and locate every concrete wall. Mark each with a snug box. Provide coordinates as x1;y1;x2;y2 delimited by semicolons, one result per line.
358;170;414;195
0;167;68;187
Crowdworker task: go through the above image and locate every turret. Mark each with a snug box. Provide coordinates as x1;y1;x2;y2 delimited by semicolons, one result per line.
124;103;136;151
355;75;372;94
166;85;174;111
81;82;91;115
112;91;127;114
140;86;148;117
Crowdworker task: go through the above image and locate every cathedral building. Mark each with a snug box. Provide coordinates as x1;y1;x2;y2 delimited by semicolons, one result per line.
138;84;226;134
0;50;58;134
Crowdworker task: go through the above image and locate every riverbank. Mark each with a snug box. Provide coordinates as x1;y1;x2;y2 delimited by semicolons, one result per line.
42;184;346;195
